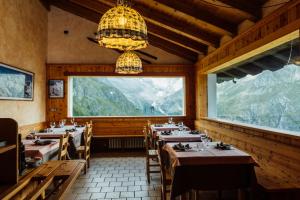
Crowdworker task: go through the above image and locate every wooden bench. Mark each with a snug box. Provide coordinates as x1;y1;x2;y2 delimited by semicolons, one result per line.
254;167;300;200
0;160;85;200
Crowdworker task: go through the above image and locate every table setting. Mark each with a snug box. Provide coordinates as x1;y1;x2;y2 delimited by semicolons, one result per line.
161;141;257;199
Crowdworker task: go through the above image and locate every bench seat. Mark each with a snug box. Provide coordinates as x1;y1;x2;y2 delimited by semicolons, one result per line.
255;167;300;200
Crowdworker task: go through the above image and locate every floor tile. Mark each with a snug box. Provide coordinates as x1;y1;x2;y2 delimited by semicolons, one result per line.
65;157;161;200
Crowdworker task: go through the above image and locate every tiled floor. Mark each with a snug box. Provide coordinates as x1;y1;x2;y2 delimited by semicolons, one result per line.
64;157;161;200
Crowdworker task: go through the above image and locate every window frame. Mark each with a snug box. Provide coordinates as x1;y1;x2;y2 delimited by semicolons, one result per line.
68;76;187;118
207;31;300;135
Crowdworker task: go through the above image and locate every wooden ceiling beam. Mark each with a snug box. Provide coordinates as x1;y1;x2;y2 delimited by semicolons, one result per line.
91;0;219;47
148;34;198;62
130;0;220;47
51;0;99;22
154;0;236;35
51;0;198;61
217;0;262;20
70;0;208;54
237;64;263;76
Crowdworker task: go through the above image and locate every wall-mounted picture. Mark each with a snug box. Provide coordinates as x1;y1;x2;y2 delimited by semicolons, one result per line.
0;63;34;101
49;80;64;98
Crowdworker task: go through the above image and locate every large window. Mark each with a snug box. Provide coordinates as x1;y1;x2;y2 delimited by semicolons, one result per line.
217;64;300;133
69;77;185;117
214;36;300;134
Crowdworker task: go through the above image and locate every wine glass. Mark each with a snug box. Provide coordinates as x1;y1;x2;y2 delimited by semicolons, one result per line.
50;122;55;132
168;117;173;124
70;118;75;125
202;130;209;149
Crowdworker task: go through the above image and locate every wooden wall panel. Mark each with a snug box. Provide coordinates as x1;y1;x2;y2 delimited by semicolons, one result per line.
196;0;300;73
47;64;195;136
18;122;47;138
195;119;300;184
195;72;207;119
194;0;300;186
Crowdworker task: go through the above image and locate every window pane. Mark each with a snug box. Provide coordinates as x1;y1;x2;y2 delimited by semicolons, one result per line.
216;38;300;133
71;77;185;117
217;64;300;133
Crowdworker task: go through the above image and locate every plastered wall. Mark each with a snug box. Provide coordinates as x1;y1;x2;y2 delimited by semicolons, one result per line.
0;0;47;126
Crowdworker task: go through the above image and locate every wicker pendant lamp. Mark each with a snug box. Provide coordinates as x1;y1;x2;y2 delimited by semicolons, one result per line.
97;0;148;50
115;51;143;74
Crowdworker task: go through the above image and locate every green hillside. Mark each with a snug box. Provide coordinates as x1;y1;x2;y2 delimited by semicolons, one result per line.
217;64;300;132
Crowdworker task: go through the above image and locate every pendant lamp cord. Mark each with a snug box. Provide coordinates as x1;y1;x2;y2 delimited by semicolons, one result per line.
286;40;293;66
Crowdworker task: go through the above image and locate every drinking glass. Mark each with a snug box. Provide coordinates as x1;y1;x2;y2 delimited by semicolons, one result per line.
168;117;173;124
59;120;64;128
70;118;75;125
50;122;55;132
196;142;204;151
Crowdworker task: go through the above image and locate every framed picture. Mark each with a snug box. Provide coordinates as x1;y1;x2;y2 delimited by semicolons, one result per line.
49;80;64;98
0;63;34;101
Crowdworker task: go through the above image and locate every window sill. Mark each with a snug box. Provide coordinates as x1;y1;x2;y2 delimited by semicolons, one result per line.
199;117;300;139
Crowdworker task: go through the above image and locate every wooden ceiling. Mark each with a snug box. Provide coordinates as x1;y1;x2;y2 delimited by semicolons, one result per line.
217;39;300;83
44;0;269;62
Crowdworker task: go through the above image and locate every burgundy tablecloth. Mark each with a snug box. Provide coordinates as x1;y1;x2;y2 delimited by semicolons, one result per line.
150;124;189;132
158;131;202;143
34;127;85;158
23;139;59;162
162;142;257;199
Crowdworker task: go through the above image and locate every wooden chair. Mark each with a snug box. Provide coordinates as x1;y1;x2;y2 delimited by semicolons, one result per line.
58;132;70;160
158;148;172;200
144;126;160;183
76;122;93;174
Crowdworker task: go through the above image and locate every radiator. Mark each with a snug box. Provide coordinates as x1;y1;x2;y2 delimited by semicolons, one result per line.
108;137;144;149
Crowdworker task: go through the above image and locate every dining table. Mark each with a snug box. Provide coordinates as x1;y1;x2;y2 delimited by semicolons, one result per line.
150;123;190;132
150;124;192;148
158;130;203;142
34;125;85;158
162;142;257;199
23;139;60;162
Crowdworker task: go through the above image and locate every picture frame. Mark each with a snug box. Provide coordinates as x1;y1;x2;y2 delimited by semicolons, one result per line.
0;62;34;101
49;79;64;98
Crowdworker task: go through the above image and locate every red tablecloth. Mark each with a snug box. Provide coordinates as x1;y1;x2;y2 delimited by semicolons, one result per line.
23;139;59;161
162;142;257;199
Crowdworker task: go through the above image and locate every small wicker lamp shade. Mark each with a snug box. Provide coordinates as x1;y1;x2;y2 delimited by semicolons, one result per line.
97;1;148;50
115;51;143;74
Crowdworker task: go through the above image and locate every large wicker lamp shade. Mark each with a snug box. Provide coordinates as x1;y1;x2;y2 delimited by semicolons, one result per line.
97;0;148;50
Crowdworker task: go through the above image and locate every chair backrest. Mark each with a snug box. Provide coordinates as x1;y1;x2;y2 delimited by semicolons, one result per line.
158;148;169;186
58;132;70;160
83;122;93;159
143;126;150;152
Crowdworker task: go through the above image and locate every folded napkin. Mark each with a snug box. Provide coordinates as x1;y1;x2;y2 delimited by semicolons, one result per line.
66;128;76;132
173;143;191;151
189;130;200;135
154;124;163;127
34;139;54;145
161;130;172;135
215;142;232;150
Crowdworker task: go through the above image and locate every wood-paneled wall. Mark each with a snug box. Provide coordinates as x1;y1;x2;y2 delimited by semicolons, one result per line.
194;0;300;186
195;118;300;185
47;64;195;136
18;122;47;138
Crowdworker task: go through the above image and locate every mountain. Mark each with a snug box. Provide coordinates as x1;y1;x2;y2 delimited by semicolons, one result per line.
72;77;184;117
159;90;184;115
72;78;143;116
217;64;300;133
